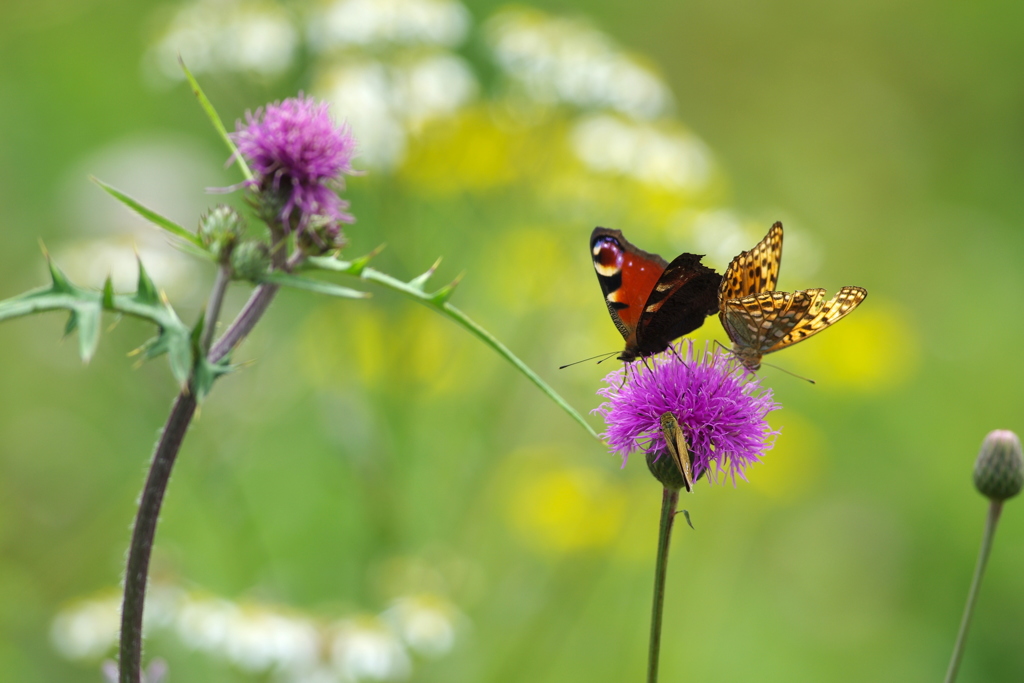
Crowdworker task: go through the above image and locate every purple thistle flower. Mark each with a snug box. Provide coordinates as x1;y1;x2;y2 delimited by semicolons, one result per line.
594;341;780;485
232;95;357;242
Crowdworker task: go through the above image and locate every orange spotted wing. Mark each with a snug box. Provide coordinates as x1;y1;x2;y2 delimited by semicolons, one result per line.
591;227;721;362
717;222;868;370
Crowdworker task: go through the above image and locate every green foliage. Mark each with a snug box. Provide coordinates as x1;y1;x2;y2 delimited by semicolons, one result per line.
93;178;203;249
180;58;253;183
0;254;197;386
307;253;599;439
261;272;370;300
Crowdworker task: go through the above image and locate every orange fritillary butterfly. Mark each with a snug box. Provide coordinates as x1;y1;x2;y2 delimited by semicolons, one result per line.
718;223;868;371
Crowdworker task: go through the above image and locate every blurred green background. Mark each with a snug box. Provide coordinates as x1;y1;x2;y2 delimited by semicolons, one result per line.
1;0;1023;681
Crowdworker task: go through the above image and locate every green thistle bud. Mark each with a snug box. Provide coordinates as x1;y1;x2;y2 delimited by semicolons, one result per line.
297;214;348;255
646;449;687;491
230;240;271;282
199;205;245;263
973;430;1024;501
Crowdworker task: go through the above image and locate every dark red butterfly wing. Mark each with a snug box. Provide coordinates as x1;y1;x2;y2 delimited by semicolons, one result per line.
591;227;667;340
591;227;721;361
632;252;721;359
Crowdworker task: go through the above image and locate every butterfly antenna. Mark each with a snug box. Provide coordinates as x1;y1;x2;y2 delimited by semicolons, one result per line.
761;361;816;384
667;342;693;368
558;351;619;369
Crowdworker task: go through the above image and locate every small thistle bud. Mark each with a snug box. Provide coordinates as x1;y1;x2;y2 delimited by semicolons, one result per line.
973;430;1024;501
199;205;245;263
230;240;271;282
646;449;687;491
298;214;349;255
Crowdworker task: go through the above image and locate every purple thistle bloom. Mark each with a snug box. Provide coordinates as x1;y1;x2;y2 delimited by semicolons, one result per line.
594;341;780;485
232;95;357;240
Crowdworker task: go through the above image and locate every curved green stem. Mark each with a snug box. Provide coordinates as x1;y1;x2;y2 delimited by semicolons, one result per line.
944;500;1003;683
119;264;286;681
648;487;679;683
119;391;197;683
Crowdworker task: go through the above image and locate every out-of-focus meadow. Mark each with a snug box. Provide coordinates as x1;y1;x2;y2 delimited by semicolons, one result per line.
1;0;1023;681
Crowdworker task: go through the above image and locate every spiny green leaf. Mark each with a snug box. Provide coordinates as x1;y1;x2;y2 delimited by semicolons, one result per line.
92;178;202;248
347;244;386;275
263;272;370;299
73;306;102;362
167;333;194;387
408;257;442;291
47;257;74;293
193;356;234;403
305;245;385;276
0;254;194;381
133;257;160;306
180;58;253;183
429;272;464;305
191;311;206;352
102;277;115;309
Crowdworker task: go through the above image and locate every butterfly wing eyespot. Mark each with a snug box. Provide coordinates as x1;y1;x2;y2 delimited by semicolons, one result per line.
591;227;720;361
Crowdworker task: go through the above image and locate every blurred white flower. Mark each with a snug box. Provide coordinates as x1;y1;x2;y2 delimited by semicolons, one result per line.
283;667;346;683
57;135;221;301
50;594;121;660
176;596;240;653
308;0;470;51
176;596;320;673
384;595;458;657
688;209;751;269
396;54;478;130
315;54;477;169
686;209;823;278
145;0;297;83
51;237;194;296
53;584;461;680
330;616;411;681
486;8;672;120
571;114;711;190
317;61;406;169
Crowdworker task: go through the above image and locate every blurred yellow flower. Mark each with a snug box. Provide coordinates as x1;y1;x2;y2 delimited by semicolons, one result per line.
400;106;553;192
507;462;626;554
788;299;920;392
747;412;825;501
296;303;471;394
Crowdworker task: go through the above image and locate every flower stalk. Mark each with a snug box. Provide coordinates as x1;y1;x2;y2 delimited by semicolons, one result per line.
944;429;1022;683
119;392;197;683
647;487;679;683
943;500;1003;683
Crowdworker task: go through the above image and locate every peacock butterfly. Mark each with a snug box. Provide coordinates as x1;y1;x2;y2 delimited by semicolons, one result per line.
591;227;721;362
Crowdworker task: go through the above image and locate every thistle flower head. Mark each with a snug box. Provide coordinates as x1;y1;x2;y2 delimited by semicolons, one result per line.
594;341;780;484
231;95;357;246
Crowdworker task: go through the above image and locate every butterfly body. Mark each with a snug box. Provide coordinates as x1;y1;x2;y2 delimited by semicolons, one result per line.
718;222;867;370
591;227;721;362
